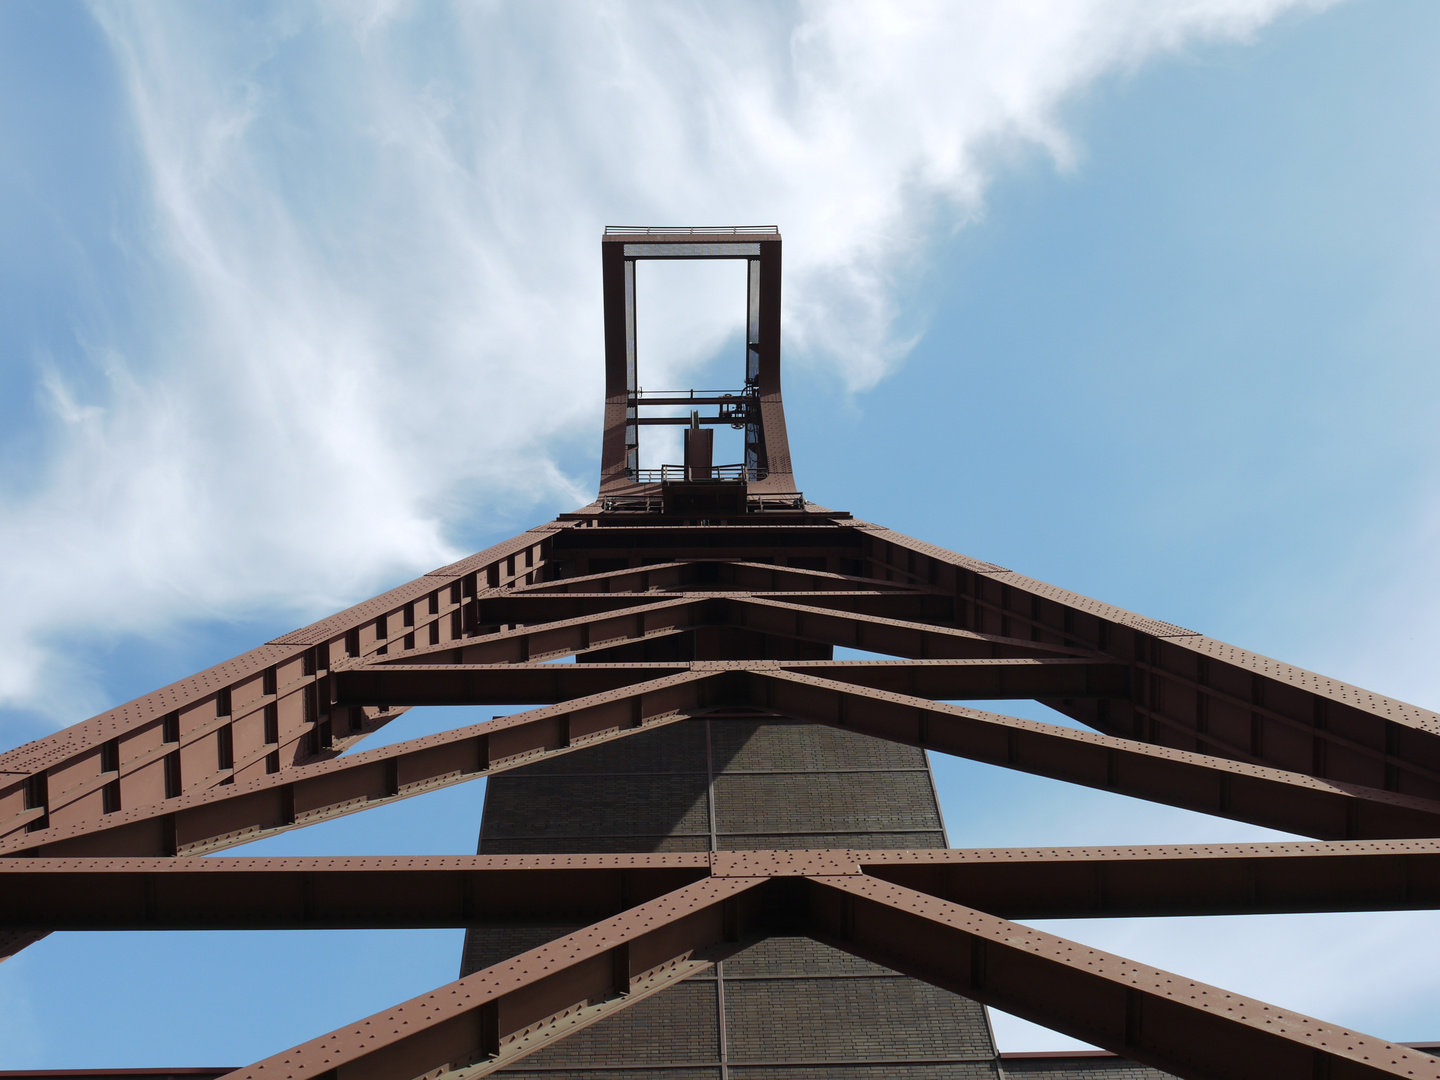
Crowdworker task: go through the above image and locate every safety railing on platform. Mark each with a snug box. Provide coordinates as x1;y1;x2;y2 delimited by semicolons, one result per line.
599;490;805;513
628;464;759;484
747;492;805;512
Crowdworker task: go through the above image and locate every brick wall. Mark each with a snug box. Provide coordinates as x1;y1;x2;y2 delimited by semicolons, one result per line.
461;717;991;1078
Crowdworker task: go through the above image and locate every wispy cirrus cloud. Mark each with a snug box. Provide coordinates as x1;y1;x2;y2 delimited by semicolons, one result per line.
0;0;1332;720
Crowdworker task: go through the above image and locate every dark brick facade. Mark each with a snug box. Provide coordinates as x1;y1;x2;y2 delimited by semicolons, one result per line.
461;716;1169;1080
1000;1056;1178;1079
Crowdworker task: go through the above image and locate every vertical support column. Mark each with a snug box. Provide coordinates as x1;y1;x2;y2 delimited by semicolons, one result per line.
751;237;794;492
745;258;762;478
625;258;638;477
600;237;635;492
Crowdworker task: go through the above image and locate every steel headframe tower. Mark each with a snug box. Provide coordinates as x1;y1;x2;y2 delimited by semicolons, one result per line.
4;226;1440;1080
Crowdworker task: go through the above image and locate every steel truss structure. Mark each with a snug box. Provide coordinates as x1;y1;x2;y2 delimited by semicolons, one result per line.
5;228;1440;1080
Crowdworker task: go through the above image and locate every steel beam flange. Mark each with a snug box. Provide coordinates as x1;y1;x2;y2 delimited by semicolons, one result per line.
1;671;728;858
805;873;1440;1080
755;669;1440;840
224;875;765;1080
711;849;863;877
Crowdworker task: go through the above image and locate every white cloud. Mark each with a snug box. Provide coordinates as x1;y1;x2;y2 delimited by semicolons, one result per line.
0;0;1333;718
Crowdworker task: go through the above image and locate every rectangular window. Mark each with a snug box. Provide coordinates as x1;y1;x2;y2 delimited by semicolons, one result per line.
265;750;280;775
376;614;388;640
216;688;232;717
162;712;179;744
263;703;279;744
403;603;415;628
429;621;440;646
102;780;121;814
427;591;439;615
450;582;461;605
345;628;360;658
349;706;364;733
100;738;119;774
263;666;277;695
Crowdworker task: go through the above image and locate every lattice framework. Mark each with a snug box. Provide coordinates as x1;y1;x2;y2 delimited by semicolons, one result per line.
4;229;1440;1080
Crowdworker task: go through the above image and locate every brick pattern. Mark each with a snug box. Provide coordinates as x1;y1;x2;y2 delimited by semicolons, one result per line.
513;984;719;1067
710;720;929;771
724;972;994;1060
455;712;1307;1080
1001;1061;1180;1079
478;835;713;855
721;832;946;850
714;771;941;836
481;774;711;839
728;1068;996;1080
463;717;1000;1078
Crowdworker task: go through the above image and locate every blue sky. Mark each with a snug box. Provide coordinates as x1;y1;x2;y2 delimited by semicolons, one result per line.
3;0;1440;1066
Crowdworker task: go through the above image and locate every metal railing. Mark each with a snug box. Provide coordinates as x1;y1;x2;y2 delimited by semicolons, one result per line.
604;225;779;236
748;492;805;512
631;388;751;398
600;496;663;513
628;464;760;484
599;489;805;514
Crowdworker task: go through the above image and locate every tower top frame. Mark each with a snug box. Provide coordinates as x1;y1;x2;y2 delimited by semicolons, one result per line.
599;226;795;499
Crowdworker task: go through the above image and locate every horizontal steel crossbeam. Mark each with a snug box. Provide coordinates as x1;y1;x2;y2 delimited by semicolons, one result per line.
9;840;1440;930
123;850;1434;1080
328;658;1128;707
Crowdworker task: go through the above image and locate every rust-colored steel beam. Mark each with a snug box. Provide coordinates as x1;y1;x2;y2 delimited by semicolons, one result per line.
12;840;1440;931
863;524;1440;801
329;657;1127;708
224;875;765;1080
731;596;1095;659
476;589;954;626
329;662;701;706
855;839;1440;918
754;670;1440;840
389;593;1082;669
779;657;1126;698
551;524;850;551
0;671;723;858
520;559;920;596
191;849;1440;1080
806;873;1439;1080
24;657;1438;859
0;854;711;930
19;654;1437;861
375;596;703;666
0;525;567;842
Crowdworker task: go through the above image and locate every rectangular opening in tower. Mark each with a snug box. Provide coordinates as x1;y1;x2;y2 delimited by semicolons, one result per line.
632;258;749;473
